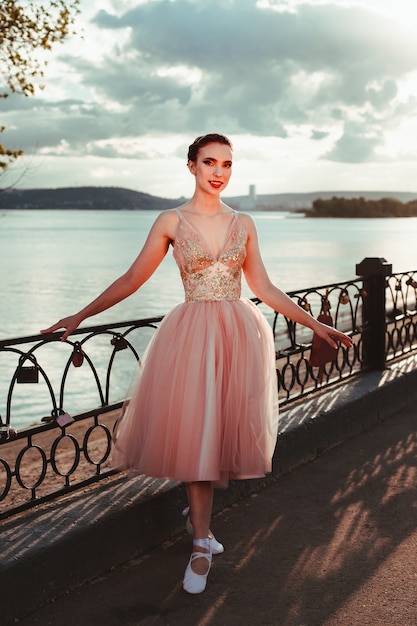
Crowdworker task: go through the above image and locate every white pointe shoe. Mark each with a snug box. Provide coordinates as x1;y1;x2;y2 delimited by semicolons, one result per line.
182;506;225;555
183;550;212;594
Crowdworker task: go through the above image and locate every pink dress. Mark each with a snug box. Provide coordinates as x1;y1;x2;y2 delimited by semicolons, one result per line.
111;209;279;487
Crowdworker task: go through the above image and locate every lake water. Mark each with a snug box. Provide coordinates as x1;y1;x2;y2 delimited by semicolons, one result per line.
1;209;416;429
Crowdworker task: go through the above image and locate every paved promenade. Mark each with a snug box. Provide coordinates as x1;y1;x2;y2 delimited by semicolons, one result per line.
12;400;417;626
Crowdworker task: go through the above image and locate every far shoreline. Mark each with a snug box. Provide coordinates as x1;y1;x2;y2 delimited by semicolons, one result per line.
1;186;416;214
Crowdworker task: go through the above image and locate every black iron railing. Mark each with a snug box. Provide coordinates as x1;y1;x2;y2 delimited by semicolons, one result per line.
269;276;364;402
385;271;417;361
0;258;416;519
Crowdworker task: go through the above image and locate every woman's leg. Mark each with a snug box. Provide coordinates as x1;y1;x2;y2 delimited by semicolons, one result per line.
186;481;213;574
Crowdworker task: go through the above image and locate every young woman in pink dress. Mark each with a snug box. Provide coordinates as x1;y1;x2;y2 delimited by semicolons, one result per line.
42;133;352;594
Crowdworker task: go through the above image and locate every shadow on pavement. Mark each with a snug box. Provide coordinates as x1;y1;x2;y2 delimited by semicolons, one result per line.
13;404;417;626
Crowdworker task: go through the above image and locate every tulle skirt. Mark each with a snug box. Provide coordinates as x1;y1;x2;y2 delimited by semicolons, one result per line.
111;298;279;487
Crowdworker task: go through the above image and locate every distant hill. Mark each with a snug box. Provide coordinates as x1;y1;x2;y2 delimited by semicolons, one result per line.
0;186;416;212
226;190;417;211
0;186;183;211
306;196;417;218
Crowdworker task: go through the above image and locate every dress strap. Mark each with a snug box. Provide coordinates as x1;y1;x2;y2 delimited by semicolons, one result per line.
175;208;184;219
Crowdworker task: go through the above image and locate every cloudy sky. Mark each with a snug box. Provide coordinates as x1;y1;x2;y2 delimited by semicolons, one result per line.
2;0;417;198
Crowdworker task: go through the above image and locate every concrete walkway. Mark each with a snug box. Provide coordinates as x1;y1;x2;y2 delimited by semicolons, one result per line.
10;398;417;626
0;355;417;626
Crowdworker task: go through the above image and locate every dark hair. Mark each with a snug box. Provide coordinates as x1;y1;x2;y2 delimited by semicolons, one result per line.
187;133;233;163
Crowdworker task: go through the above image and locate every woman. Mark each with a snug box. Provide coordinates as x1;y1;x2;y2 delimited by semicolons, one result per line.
42;133;352;594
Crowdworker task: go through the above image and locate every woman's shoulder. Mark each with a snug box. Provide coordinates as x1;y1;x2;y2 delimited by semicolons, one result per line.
158;203;192;222
148;208;182;241
236;211;256;233
218;202;255;228
155;207;182;224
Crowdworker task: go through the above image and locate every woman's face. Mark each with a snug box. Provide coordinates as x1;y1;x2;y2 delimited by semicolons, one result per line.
188;142;233;194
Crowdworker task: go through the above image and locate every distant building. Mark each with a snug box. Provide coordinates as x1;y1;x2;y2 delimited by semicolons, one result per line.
234;184;257;210
249;184;256;208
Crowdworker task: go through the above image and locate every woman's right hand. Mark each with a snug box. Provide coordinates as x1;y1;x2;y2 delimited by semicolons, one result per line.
41;313;83;342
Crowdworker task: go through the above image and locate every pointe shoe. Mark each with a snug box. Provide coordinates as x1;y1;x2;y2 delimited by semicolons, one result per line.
183;551;212;594
182;506;225;555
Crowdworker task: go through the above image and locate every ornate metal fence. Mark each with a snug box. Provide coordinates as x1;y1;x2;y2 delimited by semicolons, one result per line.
0;318;162;519
385;271;417;361
270;276;364;402
0;259;416;519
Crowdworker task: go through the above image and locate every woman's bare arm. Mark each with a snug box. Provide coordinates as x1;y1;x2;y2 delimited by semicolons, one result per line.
41;211;177;340
241;214;352;349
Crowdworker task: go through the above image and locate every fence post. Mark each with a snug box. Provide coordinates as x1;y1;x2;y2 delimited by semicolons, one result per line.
356;257;392;370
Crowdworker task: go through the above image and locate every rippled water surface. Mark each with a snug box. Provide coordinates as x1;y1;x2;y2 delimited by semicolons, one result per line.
2;209;416;428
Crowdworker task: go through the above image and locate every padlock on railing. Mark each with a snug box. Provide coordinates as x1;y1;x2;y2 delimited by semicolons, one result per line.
0;416;17;442
71;341;84;367
42;408;74;427
111;334;128;352
16;355;39;384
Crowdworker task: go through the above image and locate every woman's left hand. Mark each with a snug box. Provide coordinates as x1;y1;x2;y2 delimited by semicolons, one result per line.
313;320;353;350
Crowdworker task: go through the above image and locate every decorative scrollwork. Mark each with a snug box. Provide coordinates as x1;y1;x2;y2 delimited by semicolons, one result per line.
0;268;416;520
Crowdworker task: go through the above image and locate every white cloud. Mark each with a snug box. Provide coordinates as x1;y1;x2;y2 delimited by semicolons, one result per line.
2;0;417;194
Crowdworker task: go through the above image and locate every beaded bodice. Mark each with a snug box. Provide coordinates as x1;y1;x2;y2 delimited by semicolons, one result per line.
173;209;247;302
